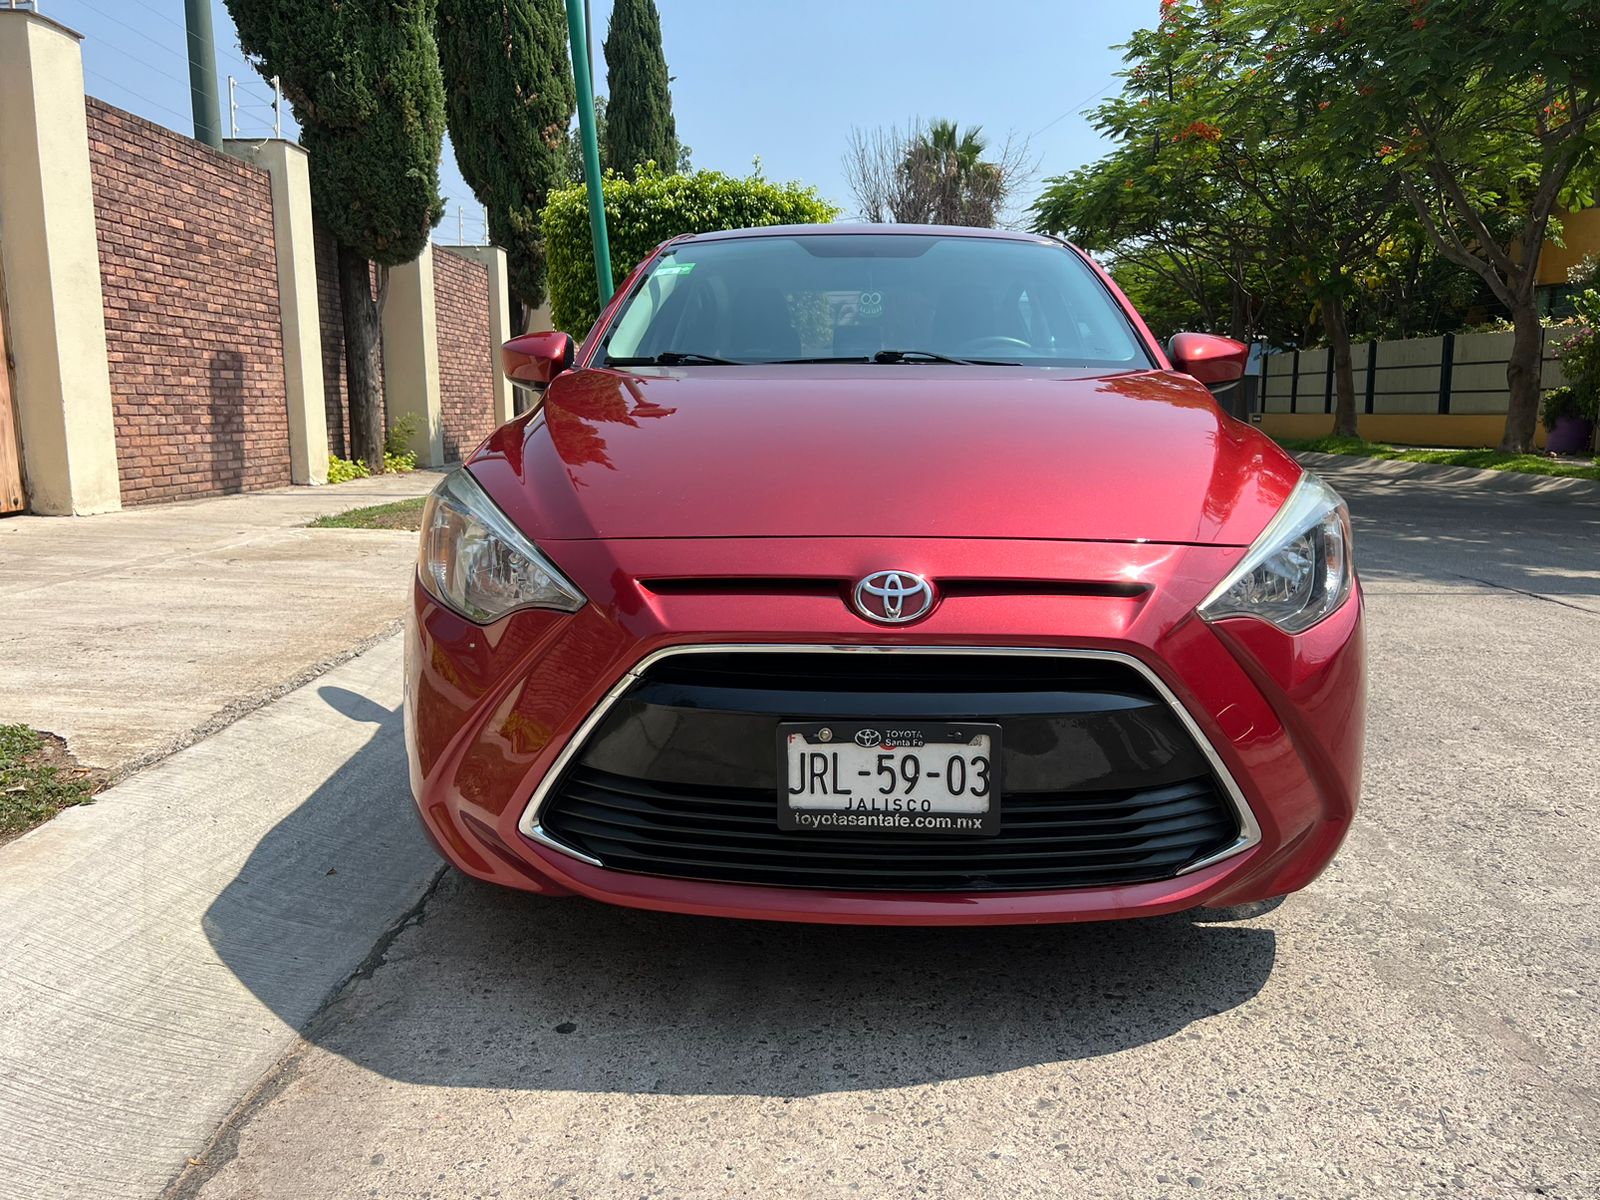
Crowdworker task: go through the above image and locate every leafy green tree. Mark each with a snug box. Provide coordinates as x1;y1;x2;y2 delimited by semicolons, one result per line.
1253;0;1600;452
1036;2;1413;436
436;0;576;327
229;0;446;470
1348;224;1478;342
602;0;678;175
1033;133;1285;344
1107;250;1257;345
561;93;609;184
542;167;837;334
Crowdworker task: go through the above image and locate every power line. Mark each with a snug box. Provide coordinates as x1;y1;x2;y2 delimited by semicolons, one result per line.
83;67;195;129
71;0;271;105
80;30;188;88
1029;82;1118;139
115;0;185;34
73;0;193;62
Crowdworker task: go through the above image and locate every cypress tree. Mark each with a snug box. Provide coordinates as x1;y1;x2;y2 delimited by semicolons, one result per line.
602;0;678;176
227;0;446;471
436;0;576;325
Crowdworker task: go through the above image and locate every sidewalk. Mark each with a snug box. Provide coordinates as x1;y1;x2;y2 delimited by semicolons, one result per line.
0;637;441;1200
0;471;441;772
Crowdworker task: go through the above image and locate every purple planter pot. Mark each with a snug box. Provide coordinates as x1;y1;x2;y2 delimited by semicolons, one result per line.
1546;415;1596;456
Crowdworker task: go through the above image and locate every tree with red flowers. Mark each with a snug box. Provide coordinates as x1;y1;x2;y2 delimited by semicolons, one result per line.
1036;0;1404;436
1247;0;1600;452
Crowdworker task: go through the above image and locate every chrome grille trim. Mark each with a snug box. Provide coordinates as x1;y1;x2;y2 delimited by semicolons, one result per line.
517;643;1263;879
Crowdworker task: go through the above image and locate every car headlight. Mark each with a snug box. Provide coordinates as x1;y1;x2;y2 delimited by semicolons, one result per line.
1199;472;1354;633
418;470;586;622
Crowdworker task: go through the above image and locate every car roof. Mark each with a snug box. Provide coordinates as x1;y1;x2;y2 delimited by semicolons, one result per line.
669;223;1064;247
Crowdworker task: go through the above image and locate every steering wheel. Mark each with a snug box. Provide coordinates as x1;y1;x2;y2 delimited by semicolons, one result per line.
956;336;1033;355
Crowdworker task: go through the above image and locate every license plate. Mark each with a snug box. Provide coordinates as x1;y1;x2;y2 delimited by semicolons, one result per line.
778;722;1001;836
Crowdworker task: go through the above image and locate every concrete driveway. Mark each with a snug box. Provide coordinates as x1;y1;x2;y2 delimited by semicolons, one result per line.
0;470;440;772
166;459;1600;1199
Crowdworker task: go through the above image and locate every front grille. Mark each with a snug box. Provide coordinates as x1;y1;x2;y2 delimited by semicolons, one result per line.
545;766;1235;891
536;650;1242;893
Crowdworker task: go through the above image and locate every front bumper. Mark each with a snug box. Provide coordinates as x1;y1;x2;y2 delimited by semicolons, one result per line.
405;535;1365;925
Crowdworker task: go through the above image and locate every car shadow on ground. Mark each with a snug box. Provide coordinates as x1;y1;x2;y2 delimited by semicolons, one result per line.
326;874;1276;1097
203;689;1278;1100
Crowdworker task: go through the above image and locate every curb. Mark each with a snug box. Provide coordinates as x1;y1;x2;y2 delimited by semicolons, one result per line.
97;620;404;789
1294;451;1600;502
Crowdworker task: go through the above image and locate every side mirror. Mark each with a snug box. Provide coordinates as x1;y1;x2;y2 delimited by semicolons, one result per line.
1168;332;1249;387
502;331;574;386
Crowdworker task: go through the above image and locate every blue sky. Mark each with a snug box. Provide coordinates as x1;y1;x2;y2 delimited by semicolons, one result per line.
54;0;1148;243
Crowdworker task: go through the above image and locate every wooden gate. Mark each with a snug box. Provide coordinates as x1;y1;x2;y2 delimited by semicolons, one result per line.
0;291;24;514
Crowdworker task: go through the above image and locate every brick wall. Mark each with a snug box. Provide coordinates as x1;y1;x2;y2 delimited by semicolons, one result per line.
86;99;290;505
314;222;385;459
433;246;494;462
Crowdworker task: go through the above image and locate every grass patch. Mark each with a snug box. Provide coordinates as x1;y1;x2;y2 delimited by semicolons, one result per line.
1;724;102;843
309;496;428;531
1280;436;1600;481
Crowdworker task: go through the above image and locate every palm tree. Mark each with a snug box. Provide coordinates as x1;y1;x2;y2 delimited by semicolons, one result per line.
904;120;1005;226
843;118;1021;227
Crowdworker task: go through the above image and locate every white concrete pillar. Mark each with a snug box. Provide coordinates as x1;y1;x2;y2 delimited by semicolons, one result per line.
380;252;445;467
445;245;514;426
224;138;328;484
0;10;121;514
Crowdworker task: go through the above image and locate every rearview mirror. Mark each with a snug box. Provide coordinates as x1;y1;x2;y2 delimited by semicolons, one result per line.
1168;332;1249;387
502;331;574;386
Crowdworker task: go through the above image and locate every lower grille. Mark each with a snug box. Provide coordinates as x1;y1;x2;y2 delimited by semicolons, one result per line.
543;765;1237;891
534;649;1243;893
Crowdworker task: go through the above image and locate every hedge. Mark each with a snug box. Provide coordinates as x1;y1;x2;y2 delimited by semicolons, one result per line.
542;166;839;335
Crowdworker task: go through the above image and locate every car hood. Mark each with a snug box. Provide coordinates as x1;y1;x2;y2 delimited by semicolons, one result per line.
469;365;1300;546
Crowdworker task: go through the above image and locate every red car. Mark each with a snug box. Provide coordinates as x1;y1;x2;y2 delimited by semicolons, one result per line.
405;225;1364;926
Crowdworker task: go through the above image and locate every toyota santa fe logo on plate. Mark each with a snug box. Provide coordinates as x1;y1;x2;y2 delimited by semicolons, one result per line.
404;223;1365;928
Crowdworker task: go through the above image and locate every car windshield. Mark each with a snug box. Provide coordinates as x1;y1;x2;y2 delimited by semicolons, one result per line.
599;233;1152;369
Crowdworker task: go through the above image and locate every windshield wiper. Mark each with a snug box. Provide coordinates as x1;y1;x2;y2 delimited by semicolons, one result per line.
872;349;1025;366
605;351;738;366
873;348;971;365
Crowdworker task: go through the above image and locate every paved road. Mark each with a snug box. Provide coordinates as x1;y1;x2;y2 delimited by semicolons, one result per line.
172;461;1599;1199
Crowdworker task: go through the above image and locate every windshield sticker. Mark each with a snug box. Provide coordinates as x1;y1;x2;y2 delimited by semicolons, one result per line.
858;290;884;318
654;263;696;276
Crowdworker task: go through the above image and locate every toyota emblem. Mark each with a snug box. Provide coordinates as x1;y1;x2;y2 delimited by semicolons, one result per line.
852;570;935;624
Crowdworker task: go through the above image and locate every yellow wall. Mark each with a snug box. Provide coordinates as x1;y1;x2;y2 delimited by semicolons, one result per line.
0;11;122;513
1538;207;1600;287
1258;413;1547;450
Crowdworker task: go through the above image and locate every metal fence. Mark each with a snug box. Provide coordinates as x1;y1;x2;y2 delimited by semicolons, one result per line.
1261;328;1573;416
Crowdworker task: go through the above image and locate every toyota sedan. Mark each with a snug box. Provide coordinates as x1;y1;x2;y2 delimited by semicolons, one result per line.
403;224;1364;925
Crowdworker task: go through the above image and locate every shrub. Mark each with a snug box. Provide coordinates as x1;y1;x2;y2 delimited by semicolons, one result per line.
1553;289;1600;423
384;414;419;473
328;454;370;483
1541;386;1583;427
541;166;839;335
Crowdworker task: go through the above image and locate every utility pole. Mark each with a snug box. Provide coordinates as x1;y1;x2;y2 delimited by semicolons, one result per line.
565;0;612;305
183;0;223;148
